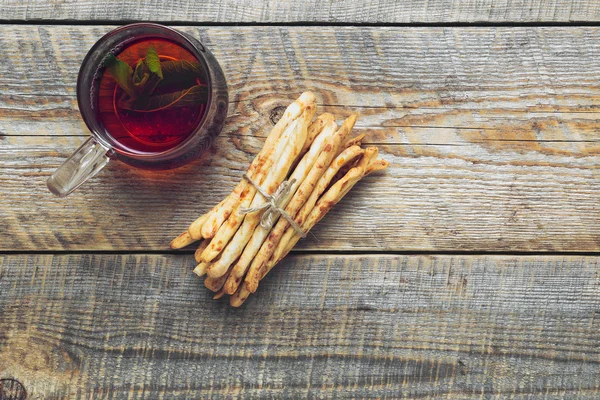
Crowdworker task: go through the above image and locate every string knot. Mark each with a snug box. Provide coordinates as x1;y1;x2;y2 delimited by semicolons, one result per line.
240;173;306;237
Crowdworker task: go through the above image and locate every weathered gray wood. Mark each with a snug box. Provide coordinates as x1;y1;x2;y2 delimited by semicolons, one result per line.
1;0;600;23
7;25;600;109
1;253;599;398
3;133;600;253
1;25;600;252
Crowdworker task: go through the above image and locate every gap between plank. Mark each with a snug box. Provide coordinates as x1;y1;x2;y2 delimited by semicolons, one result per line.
1;250;600;256
3;133;600;145
1;20;600;28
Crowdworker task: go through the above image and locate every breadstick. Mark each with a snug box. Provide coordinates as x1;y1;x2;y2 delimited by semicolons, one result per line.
200;92;316;239
170;231;194;249
282;153;385;263
270;145;364;265
344;133;366;148
231;155;386;307
188;198;226;240
243;115;357;293
259;167;364;286
200;179;258;263
173;207;216;248
206;107;313;278
296;145;364;227
169;95;391;307
366;159;390;175
249;148;381;292
204;264;233;292
201;105;313;266
223;266;243;295
332;156;361;185
188;213;209;241
194;239;210;263
224;119;338;294
193;261;209;277
333;148;379;200
230;282;251;307
204;115;308;275
327;133;367;185
301;113;334;156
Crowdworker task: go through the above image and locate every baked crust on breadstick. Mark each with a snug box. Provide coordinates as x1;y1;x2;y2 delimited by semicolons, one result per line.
344;133;366;148
170;231;195;249
206;106;314;278
270;145;364;267
204;264;234;292
194;239;211;263
249;148;381;295
232;153;388;307
243;115;357;293
202;107;313;268
200;92;316;239
224;118;338;294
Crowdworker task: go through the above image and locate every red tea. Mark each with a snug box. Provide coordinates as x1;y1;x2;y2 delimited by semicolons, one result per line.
97;38;207;153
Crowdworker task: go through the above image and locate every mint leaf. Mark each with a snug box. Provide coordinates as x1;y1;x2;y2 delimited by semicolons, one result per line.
118;84;208;112
141;74;162;97
132;59;150;97
133;59;149;86
159;60;207;87
161;60;205;79
144;46;163;79
105;53;136;99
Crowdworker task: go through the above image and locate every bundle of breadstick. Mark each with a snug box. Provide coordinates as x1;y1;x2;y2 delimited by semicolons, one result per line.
171;92;388;307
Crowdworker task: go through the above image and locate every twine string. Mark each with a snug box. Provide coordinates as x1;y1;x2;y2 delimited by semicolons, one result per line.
240;173;307;238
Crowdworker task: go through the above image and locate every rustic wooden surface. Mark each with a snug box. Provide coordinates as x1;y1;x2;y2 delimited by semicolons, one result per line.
2;6;600;399
2;253;600;399
2;26;600;252
1;0;600;23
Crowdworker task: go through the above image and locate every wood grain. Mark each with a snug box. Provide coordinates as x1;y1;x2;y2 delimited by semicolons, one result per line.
1;25;600;252
1;253;599;398
1;0;599;23
3;132;600;252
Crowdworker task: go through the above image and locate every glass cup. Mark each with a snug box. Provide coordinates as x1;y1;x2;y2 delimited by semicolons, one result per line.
47;23;228;197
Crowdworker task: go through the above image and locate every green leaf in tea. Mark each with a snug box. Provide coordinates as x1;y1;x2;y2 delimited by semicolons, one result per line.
136;46;164;96
159;60;207;89
105;53;137;99
141;74;162;97
161;60;205;79
144;46;163;79
133;59;149;86
118;84;208;112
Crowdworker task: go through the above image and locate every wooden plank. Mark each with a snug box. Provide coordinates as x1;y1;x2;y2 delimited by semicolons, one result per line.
1;25;600;252
3;133;600;252
6;25;600;110
1;0;600;23
1;253;599;398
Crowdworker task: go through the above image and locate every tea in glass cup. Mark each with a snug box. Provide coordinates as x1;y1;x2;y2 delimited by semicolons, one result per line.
47;23;228;197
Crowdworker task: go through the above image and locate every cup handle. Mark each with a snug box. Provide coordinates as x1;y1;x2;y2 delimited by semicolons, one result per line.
47;137;111;197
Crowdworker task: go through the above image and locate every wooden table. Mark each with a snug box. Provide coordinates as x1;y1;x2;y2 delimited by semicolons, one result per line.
1;1;600;398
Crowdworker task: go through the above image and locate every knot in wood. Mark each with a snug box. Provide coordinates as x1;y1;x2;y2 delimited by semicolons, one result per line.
0;379;27;400
269;106;286;125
